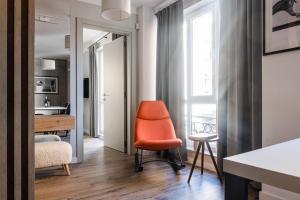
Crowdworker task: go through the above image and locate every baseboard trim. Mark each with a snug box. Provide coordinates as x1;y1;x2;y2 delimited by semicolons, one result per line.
260;186;300;200
71;157;78;164
84;129;90;136
260;191;285;200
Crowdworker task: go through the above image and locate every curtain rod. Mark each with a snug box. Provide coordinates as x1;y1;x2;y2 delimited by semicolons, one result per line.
153;0;178;14
153;0;203;14
88;32;111;49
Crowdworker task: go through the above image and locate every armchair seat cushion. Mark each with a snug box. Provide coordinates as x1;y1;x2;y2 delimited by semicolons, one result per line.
135;138;182;151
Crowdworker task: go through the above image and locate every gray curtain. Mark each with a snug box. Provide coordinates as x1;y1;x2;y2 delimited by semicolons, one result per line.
156;0;187;160
217;0;262;172
89;44;99;138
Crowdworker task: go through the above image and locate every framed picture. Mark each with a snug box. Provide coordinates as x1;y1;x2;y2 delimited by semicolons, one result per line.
264;0;300;55
34;76;58;94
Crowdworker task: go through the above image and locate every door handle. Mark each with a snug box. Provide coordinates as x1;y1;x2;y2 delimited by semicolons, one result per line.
103;93;110;97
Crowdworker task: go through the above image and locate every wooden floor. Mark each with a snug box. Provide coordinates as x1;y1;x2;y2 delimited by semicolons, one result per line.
35;138;258;200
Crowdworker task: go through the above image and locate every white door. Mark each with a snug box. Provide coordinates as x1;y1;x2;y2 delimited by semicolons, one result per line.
103;36;125;152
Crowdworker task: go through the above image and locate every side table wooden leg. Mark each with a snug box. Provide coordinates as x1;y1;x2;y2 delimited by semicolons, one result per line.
201;142;205;175
206;141;222;183
188;142;202;183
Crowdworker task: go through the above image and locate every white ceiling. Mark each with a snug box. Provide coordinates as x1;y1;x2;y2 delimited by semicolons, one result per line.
35;17;70;59
35;0;71;59
83;28;108;50
77;0;166;10
35;0;165;60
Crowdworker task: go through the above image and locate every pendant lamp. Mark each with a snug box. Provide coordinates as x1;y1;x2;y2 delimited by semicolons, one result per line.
101;0;131;21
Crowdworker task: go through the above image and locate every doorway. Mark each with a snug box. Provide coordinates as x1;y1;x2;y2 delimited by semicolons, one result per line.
81;25;128;158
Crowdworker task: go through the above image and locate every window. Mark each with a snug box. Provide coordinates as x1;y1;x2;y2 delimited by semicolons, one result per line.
184;1;218;155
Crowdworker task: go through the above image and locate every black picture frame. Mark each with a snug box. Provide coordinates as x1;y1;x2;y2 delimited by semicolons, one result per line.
34;76;59;94
263;0;300;56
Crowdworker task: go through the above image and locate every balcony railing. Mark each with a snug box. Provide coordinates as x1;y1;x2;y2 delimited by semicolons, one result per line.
191;115;216;134
186;115;218;154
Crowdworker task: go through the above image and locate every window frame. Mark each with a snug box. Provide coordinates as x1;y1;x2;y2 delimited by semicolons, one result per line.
185;2;216;104
184;1;219;152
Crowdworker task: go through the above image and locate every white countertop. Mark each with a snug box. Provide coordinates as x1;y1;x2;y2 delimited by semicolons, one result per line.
35;106;67;110
224;138;300;194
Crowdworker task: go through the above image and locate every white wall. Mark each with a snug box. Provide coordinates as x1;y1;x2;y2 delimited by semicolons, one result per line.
261;50;300;199
137;6;157;102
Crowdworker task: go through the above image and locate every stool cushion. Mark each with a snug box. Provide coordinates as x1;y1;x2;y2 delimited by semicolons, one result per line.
188;133;218;141
35;135;61;143
35;141;72;169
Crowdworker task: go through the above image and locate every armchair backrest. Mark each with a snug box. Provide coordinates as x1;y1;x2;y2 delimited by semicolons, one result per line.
135;101;177;141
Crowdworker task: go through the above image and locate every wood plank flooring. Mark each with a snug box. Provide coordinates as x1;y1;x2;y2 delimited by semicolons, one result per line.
35;138;258;200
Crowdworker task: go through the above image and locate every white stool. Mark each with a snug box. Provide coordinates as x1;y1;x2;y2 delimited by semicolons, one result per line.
187;133;222;183
35;135;72;176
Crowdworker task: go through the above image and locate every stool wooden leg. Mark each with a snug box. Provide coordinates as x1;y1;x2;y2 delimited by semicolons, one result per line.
201;142;205;175
206;141;222;183
63;164;71;176
188;142;202;183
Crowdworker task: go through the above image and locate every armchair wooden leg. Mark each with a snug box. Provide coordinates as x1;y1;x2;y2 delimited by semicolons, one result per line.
135;149;143;172
176;148;185;168
63;164;71;176
188;142;202;183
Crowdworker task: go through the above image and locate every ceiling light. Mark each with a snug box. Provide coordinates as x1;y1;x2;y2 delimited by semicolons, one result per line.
101;0;131;21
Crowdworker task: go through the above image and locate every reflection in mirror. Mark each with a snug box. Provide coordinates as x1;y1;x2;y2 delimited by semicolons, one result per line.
34;0;73;148
34;0;71;114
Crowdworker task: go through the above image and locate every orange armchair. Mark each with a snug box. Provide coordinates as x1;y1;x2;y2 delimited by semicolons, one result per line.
134;101;185;172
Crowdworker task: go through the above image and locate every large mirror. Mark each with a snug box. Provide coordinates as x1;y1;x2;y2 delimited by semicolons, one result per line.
35;0;70;114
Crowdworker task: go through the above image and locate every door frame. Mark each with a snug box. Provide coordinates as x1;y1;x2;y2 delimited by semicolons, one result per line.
75;18;136;162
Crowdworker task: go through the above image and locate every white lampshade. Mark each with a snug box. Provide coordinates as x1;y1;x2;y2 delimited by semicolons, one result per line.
41;59;55;70
101;0;131;21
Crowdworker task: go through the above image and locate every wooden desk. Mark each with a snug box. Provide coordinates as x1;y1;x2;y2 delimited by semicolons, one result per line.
223;138;300;199
34;115;75;132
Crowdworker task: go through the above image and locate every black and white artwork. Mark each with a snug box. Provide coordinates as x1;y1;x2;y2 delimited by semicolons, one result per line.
34;76;58;94
264;0;300;55
273;0;300;32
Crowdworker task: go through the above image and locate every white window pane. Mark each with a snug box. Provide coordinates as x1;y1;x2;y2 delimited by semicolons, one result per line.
192;12;213;96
